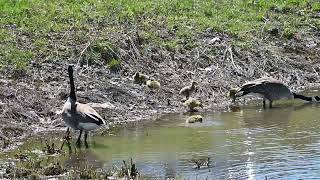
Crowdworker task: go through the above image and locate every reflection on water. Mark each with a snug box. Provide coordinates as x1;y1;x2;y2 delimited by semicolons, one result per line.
88;98;320;179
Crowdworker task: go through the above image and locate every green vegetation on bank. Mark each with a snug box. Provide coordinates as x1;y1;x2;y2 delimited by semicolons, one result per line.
0;0;319;71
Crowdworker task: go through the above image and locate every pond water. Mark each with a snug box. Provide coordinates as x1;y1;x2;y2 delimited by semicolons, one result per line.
3;92;320;179
89;96;320;179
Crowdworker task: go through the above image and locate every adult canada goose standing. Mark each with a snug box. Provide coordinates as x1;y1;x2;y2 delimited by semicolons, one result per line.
229;77;319;108
179;81;197;101
62;65;105;148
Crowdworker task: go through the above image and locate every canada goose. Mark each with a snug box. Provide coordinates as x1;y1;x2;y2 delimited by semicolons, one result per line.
146;79;161;89
229;77;318;108
179;81;197;101
184;98;203;112
61;65;105;148
186;115;203;123
132;72;149;85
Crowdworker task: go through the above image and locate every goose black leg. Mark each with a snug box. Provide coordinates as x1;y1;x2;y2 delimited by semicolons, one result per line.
76;130;82;147
263;99;266;109
269;101;273;108
84;132;89;148
60;128;71;150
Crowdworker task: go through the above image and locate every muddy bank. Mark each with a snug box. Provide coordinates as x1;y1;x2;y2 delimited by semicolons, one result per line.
1;24;320;150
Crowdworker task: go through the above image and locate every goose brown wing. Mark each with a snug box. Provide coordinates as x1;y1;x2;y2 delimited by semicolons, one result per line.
76;103;105;125
240;77;283;92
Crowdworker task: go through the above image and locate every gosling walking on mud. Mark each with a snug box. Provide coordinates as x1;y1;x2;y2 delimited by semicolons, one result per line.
133;72;149;85
61;65;105;148
184;98;203;112
229;77;319;108
180;81;197;102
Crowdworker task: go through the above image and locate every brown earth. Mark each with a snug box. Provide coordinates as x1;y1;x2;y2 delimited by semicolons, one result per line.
0;24;320;150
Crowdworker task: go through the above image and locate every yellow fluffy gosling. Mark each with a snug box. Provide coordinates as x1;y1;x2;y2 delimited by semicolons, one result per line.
179;81;197;101
184;98;203;112
186;115;203;123
133;72;149;85
146;80;161;89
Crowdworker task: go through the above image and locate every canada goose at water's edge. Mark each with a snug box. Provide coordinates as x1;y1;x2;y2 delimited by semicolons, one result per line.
179;81;197;102
61;65;106;148
229;77;320;108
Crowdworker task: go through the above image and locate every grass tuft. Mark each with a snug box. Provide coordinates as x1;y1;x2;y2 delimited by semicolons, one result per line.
108;58;121;71
0;0;319;70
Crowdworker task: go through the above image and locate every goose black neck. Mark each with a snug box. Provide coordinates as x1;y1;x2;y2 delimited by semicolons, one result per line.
293;93;312;101
68;66;76;101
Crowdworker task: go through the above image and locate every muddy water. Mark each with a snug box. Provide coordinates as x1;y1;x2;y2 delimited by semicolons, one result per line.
91;98;320;179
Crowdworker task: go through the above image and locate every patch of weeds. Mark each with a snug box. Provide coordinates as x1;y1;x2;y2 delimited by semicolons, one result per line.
29;173;40;180
0;29;14;42
106;158;139;179
312;2;320;11
140;31;159;44
5;166;32;179
85;41;118;66
22;159;42;170
1;47;33;75
107;58;121;72
71;165;99;179
2;126;24;138
14;152;28;161
163;40;180;51
283;27;296;39
42;140;61;154
119;158;139;179
33;38;48;51
176;27;194;40
43;162;65;176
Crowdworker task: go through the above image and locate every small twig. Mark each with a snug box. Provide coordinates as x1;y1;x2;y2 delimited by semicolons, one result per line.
128;36;140;58
76;42;91;67
227;46;239;71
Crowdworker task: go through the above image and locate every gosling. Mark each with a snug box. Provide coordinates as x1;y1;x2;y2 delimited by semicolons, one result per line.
186;115;203;123
184;98;203;112
146;79;161;89
132;72;149;85
179;81;197;101
62;65;105;148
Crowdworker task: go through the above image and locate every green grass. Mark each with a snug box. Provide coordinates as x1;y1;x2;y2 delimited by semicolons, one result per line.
108;58;121;71
0;0;319;70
